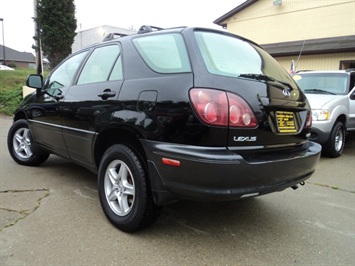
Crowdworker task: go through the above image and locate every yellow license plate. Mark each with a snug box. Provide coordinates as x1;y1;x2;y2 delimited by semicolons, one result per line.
276;111;297;133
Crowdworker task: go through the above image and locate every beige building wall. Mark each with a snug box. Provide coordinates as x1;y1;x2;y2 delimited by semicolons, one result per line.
276;52;355;71
226;0;355;44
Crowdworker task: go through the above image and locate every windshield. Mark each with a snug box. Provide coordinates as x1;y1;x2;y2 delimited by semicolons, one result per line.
194;31;295;85
294;73;349;95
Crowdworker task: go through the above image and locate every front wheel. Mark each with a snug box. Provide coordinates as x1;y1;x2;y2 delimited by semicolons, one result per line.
7;119;50;166
98;144;161;232
322;122;345;158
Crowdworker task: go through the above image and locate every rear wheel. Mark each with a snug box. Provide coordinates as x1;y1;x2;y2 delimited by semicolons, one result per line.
323;122;345;158
7;119;50;166
98;144;160;232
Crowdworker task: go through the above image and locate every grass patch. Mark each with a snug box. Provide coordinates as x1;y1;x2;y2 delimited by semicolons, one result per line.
0;69;48;115
0;85;23;115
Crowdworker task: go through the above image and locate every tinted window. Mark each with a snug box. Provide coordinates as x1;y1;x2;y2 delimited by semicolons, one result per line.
133;33;191;73
46;51;88;89
350;73;355;90
109;55;123;81
194;31;294;84
196;31;261;75
77;45;121;84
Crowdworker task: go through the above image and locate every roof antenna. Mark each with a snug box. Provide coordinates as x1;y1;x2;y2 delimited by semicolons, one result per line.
294;40;306;72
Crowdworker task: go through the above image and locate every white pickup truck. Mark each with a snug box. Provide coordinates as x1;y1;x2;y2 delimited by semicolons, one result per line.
294;69;355;157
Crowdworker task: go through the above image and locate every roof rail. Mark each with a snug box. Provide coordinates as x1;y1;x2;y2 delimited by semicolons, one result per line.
102;33;128;42
137;25;164;34
295;70;314;73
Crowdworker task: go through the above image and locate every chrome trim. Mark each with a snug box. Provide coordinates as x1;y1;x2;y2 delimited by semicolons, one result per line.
228;140;308;151
28;119;97;135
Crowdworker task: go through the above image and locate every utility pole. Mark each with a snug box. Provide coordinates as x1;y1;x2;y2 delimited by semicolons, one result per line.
0;18;6;65
33;0;43;75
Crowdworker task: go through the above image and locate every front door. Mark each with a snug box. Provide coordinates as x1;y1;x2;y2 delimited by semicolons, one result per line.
28;50;89;156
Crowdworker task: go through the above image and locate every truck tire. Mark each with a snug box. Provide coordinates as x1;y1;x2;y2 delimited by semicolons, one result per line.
323;122;345;158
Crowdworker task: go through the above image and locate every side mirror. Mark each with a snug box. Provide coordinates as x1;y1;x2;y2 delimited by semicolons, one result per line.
26;74;43;89
350;91;355;100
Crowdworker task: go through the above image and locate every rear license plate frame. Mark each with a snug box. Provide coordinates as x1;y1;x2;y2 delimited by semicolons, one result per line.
276;111;297;134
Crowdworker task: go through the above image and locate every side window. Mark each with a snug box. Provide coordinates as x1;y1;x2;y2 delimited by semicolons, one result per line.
133;33;191;73
77;45;120;85
350;74;355;91
109;56;123;81
45;51;88;89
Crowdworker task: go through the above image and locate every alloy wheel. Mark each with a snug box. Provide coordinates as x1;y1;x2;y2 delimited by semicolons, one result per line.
104;160;135;216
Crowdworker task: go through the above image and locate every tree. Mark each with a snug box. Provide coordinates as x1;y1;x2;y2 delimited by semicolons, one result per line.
34;0;77;69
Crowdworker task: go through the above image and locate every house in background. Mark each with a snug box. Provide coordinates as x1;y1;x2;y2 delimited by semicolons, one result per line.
0;44;49;69
0;44;35;68
214;0;355;71
72;25;136;53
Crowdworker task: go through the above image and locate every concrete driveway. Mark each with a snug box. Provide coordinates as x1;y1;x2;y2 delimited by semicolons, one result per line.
1;114;354;265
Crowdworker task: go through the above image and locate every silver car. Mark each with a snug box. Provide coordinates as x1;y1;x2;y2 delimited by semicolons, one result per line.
294;70;355;157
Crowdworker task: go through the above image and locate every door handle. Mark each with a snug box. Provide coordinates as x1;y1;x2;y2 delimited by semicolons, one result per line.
98;89;116;100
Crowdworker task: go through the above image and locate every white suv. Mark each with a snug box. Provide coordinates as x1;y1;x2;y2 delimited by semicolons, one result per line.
294;70;355;157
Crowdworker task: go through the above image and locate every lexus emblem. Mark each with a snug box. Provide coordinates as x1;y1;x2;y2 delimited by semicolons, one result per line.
282;89;291;97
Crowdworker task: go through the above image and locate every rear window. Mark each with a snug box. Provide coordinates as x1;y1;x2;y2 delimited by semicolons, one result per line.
294;73;349;95
133;33;191;73
194;31;294;84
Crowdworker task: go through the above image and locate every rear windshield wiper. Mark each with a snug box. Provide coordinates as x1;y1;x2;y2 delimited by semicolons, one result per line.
239;73;275;82
304;89;336;95
239;73;293;90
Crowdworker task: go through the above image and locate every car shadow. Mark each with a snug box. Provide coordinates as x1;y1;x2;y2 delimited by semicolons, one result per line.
32;155;294;239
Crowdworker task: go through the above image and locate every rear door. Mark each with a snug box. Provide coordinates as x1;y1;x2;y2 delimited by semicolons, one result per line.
61;44;124;166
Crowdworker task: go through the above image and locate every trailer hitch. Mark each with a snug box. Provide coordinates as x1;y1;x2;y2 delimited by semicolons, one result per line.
292;181;306;190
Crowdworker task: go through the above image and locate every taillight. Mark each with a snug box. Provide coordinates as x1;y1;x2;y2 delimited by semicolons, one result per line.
304;110;312;128
227;92;257;127
189;88;258;127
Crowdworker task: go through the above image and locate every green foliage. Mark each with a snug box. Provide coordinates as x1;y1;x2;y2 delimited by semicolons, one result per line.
0;69;48;115
7;61;17;68
0;85;23;115
35;0;77;68
0;68;34;90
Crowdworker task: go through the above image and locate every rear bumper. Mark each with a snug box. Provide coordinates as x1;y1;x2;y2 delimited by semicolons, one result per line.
141;140;322;205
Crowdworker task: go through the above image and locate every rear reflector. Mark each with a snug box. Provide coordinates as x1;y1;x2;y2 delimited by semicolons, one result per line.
162;158;181;167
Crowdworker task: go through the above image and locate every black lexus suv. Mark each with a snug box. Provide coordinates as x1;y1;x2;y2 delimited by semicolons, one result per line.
8;26;321;232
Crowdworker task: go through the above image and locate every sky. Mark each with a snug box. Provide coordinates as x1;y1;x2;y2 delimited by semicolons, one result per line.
0;0;245;53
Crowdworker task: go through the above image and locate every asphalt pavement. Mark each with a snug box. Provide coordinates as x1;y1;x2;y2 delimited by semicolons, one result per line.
0;114;354;265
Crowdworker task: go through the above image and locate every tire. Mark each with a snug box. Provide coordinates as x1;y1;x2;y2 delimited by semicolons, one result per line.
7;119;50;166
322;122;345;158
98;144;161;232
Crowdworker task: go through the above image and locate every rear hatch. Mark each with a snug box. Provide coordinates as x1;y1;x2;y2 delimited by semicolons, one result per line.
189;29;311;152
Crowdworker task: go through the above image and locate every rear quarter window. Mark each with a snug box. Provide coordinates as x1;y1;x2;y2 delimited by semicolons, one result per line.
133;33;191;73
